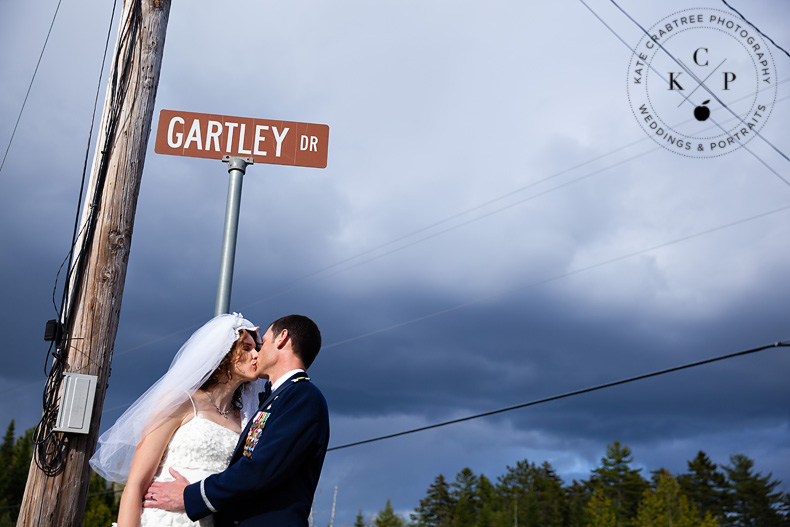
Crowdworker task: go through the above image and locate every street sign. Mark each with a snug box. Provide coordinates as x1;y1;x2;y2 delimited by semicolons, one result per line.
154;109;329;168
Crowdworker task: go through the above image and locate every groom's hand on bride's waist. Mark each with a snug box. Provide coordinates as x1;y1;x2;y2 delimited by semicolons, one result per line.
143;467;188;512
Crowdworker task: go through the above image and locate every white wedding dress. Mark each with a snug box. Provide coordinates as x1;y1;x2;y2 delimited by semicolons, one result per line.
140;399;240;527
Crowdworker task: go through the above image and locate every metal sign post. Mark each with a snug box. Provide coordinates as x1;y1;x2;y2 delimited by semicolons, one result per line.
154;108;329;315
215;156;253;316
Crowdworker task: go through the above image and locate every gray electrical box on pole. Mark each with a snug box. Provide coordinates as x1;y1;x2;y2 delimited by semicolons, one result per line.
53;373;98;435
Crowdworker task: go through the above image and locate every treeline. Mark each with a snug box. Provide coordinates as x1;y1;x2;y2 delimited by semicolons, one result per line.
0;420;120;527
364;441;790;527
4;417;789;527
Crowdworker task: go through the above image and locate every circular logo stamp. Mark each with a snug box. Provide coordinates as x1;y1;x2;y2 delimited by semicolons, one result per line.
627;8;777;158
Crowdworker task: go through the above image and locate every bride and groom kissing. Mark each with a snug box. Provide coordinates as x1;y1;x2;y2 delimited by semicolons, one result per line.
90;313;330;527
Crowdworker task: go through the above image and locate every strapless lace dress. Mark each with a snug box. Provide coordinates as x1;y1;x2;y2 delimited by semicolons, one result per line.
140;415;239;527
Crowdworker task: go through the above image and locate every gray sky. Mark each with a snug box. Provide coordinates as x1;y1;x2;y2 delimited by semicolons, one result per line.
1;0;789;524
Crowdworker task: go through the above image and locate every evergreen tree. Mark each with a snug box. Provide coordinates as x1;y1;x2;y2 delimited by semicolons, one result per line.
6;427;34;515
636;470;718;527
777;493;790;526
497;459;540;527
375;499;406;527
83;471;119;527
0;420;120;526
0;420;16;508
354;509;367;527
678;451;727;521
566;480;592;527
474;474;498;527
0;422;33;525
412;474;456;527
534;462;566;527
585;487;617;527
0;512;14;527
723;454;784;527
496;459;566;527
589;441;647;524
452;467;480;527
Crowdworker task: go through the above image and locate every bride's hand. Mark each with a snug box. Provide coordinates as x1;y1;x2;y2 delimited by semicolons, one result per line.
142;468;189;512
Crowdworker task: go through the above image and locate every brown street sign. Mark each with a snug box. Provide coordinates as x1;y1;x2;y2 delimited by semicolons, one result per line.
154;109;329;168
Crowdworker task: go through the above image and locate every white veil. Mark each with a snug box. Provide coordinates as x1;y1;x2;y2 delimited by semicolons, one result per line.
90;313;261;483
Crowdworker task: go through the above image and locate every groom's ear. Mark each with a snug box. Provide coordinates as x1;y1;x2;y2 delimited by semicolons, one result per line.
275;329;289;349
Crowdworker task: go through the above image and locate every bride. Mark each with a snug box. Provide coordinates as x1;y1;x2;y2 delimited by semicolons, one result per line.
90;313;262;527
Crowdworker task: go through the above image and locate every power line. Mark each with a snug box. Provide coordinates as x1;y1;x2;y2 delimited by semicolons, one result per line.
68;200;790;419
5;342;787;511
231;97;789;322
322;202;790;350
0;0;63;175
107;95;786;358
327;340;790;451
721;0;790;60
79;196;790;420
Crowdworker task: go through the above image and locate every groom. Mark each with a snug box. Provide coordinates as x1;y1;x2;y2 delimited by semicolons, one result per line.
145;314;330;526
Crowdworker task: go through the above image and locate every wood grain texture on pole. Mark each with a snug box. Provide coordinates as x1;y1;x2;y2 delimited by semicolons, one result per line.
17;1;171;525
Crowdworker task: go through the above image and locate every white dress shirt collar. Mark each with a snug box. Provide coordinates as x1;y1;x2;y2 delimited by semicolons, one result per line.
271;369;306;392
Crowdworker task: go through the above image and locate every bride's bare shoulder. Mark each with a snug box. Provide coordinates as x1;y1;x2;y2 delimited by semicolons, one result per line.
145;392;198;432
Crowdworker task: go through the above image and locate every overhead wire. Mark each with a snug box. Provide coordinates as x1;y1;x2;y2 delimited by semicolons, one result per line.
327;340;790;451
0;0;64;175
322;201;790;350
720;0;790;60
4;330;782;502
228;94;789;320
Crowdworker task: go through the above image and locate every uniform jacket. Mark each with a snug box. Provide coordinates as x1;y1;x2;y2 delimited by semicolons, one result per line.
184;372;330;526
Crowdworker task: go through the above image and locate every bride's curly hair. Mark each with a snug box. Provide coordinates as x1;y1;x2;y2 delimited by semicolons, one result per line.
200;328;258;416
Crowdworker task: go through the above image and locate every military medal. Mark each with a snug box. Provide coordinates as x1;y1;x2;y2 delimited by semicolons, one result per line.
243;410;271;458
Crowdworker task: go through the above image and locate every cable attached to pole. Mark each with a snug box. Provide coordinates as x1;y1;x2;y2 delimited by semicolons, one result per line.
35;0;141;476
328;340;790;452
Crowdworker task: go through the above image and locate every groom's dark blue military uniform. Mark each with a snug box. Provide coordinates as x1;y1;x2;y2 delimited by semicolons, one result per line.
183;372;329;526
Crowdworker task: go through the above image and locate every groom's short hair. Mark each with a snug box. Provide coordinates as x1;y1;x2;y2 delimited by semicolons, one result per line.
270;314;321;369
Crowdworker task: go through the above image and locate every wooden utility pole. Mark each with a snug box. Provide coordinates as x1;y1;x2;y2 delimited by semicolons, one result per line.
17;0;171;525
